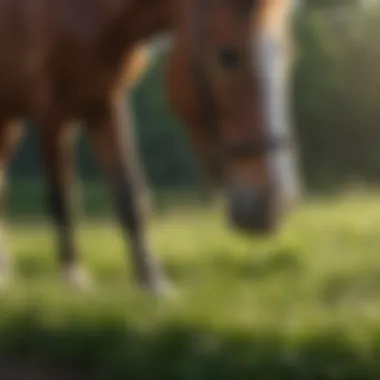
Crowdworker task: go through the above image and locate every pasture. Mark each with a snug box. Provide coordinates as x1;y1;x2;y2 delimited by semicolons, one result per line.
0;187;380;379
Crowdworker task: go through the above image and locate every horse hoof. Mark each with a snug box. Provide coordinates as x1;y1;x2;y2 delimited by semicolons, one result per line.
62;265;94;291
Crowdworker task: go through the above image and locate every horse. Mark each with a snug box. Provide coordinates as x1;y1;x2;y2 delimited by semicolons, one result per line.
0;0;301;295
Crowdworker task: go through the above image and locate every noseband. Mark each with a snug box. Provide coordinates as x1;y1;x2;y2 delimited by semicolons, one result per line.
191;0;291;173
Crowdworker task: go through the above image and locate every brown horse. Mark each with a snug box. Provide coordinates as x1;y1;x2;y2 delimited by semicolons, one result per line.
0;0;301;295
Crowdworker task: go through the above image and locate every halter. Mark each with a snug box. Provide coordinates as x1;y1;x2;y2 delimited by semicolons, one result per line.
191;0;292;176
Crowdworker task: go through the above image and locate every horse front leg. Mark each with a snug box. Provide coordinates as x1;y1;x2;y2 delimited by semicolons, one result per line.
85;101;166;295
39;123;91;289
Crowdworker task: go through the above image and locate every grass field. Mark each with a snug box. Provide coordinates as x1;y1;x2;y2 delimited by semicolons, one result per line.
1;191;380;379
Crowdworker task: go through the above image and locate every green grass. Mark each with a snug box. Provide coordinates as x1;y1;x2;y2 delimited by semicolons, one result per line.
1;192;380;378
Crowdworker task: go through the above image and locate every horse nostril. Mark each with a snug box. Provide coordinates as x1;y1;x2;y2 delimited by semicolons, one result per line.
218;48;240;70
227;188;273;233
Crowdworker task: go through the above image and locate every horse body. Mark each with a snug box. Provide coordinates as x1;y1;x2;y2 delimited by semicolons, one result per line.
0;0;300;295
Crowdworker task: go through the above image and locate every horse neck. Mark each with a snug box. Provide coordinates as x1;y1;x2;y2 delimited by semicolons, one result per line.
102;0;174;60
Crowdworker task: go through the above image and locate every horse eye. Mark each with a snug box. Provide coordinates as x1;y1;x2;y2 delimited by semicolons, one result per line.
218;48;240;70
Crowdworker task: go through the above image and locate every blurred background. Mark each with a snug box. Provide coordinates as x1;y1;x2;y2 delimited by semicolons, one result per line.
7;0;380;218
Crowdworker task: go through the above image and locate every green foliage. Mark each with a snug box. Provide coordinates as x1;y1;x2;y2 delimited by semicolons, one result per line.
293;4;380;189
2;194;380;378
132;53;201;188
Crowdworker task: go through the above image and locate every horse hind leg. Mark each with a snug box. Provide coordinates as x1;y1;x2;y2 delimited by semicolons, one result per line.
39;122;92;290
0;120;24;287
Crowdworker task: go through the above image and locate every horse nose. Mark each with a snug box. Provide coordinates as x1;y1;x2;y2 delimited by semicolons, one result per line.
227;187;275;234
